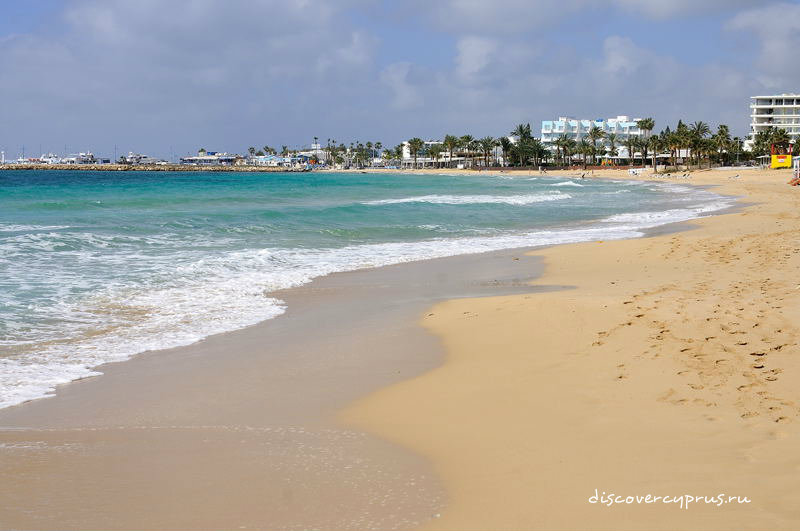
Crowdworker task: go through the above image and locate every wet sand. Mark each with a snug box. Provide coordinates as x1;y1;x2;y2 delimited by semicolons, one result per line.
0;247;546;530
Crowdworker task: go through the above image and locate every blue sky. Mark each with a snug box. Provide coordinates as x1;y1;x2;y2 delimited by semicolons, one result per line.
0;0;798;159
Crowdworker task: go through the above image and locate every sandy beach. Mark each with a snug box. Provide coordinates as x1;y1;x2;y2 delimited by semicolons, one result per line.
345;167;800;530
1;166;798;530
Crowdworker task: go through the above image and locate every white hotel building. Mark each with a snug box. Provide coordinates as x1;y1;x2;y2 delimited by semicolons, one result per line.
540;115;643;157
749;94;800;144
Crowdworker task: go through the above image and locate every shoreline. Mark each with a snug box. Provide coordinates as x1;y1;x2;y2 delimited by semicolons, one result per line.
0;163;308;172
0;167;778;529
344;167;800;530
0;246;549;530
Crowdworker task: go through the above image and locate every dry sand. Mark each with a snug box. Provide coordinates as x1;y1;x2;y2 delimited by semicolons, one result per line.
344;167;800;530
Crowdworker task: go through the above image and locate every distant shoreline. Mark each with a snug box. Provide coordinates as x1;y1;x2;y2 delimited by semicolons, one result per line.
0;163;310;172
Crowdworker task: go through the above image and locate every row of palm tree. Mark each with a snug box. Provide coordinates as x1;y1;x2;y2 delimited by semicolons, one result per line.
254;118;792;170
545;118;754;169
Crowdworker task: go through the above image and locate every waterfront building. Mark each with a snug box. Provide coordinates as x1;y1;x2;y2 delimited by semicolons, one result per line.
40;153;62;164
250;154;292;167
540;115;643;158
748;93;800;145
62;152;100;164
121;152;166;165
401;140;466;168
180;151;240;166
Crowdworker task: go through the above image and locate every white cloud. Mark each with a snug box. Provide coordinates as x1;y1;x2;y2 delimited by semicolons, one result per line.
0;0;380;156
727;2;800;89
614;0;765;19
380;62;422;110
415;0;780;33
454;36;498;81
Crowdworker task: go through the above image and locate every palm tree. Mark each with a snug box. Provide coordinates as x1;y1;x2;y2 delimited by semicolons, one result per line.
407;138;424;169
689;121;711;167
587;126;605;165
534;138;548;167
443;135;459;168
553;134;567;166
428;144;444;168
375;141;383;158
605;133;618;164
713;125;731;166
511;123;532;140
510;124;532;166
623;136;637;165
478;136;496;167
248;146;256;157
637;118;655;153
459;135;474;167
499;137;513;167
577;139;592;169
771;127;791;145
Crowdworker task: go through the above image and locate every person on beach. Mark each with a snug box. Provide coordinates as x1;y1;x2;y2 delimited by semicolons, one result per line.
788;175;800;186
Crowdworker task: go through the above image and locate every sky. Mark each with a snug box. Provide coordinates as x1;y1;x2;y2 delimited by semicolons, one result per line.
0;0;798;160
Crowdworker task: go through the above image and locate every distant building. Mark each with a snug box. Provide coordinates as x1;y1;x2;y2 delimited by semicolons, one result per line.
40;153;62;164
180;151;240;166
250;154;292;167
121;152;166;165
541;116;643;157
401;140;461;167
748;93;800;146
62;152;100;164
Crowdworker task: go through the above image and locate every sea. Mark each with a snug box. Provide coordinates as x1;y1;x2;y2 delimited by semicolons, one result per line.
0;170;735;409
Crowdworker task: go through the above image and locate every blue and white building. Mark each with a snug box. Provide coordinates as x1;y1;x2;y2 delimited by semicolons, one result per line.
180;151;240;166
541;115;644;157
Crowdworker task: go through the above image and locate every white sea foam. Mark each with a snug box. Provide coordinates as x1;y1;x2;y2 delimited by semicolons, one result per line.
0;182;737;410
549;181;584;187
363;192;571;205
0;223;71;232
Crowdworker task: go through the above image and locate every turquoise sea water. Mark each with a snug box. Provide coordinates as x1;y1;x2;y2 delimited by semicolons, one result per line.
0;170;734;408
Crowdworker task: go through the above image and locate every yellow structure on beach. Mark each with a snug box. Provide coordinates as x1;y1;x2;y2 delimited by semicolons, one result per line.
770;143;792;169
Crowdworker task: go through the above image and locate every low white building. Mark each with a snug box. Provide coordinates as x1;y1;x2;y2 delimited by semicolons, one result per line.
121;152;166;165
180;151;240;165
40;153;63;164
62;152;99;164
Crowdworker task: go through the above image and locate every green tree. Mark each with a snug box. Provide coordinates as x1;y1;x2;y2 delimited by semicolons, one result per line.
407;138;424;169
689;121;711;166
510;124;533;166
577;138;592;168
443;135;460;168
428;144;444;168
587;126;605;165
499;137;513;166
637;118;655;139
460;135;474;167
478;136;497;167
605;133;619;163
648;134;661;170
713;124;731;166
